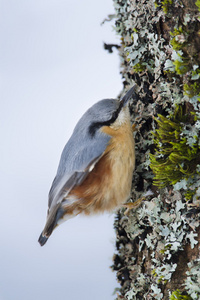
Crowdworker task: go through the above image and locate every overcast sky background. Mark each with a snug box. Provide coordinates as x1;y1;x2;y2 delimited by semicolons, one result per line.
0;1;123;300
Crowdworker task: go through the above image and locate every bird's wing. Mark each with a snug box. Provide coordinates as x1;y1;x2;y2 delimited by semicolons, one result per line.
48;130;111;211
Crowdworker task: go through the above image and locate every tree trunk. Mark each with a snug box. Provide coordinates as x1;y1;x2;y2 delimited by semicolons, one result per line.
110;0;200;299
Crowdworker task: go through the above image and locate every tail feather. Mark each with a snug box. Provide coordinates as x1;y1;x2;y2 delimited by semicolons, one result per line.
38;233;49;246
38;204;63;246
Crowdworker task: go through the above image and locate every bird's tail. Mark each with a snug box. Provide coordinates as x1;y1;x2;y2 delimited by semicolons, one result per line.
38;204;62;246
38;232;49;246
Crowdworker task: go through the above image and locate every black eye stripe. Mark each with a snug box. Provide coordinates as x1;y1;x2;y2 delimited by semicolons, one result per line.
88;102;123;137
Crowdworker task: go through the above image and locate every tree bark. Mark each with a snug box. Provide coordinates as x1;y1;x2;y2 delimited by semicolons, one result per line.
111;0;200;299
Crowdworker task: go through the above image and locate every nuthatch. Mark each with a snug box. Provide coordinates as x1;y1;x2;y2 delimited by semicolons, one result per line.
38;86;136;246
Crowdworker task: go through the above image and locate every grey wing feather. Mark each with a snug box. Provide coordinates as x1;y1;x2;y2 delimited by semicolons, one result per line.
48;129;111;212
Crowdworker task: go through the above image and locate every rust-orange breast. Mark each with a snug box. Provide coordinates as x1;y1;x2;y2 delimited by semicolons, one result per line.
66;110;135;215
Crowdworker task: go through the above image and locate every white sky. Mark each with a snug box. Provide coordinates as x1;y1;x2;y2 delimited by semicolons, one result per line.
0;1;123;300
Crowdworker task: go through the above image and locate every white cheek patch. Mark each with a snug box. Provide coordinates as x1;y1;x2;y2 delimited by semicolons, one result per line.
111;106;130;128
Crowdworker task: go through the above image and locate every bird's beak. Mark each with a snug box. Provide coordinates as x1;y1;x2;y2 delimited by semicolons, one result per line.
120;85;136;107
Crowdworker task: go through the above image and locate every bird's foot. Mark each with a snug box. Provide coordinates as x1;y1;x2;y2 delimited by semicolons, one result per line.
132;123;137;132
122;197;145;215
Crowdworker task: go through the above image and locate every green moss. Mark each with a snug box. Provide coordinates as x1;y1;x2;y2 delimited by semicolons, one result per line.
150;105;200;188
160;244;173;254
170;39;184;51
172;50;190;75
152;271;168;284
195;0;200;10
170;27;187;51
133;62;146;72
161;0;173;13
173;59;190;75
168;20;200;102
191;68;200;80
154;0;173;13
152;269;157;276
169;24;200;95
170;289;192;300
154;0;159;8
184;189;197;200
184;83;200;98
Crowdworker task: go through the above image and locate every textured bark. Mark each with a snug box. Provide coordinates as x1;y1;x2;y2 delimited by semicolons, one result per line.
110;0;200;299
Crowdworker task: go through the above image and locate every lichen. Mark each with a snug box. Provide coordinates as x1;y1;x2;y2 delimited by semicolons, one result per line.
185;259;200;299
110;0;200;299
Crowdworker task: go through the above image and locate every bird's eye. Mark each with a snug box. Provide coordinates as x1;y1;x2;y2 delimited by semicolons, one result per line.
88;106;122;138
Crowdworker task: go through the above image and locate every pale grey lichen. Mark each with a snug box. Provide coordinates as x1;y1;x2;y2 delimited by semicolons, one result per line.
110;0;200;299
185;259;200;299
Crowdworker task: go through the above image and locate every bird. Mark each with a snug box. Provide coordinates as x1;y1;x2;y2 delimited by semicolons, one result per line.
38;86;136;246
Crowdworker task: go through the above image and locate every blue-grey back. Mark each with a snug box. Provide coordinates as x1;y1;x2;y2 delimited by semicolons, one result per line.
48;98;120;208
